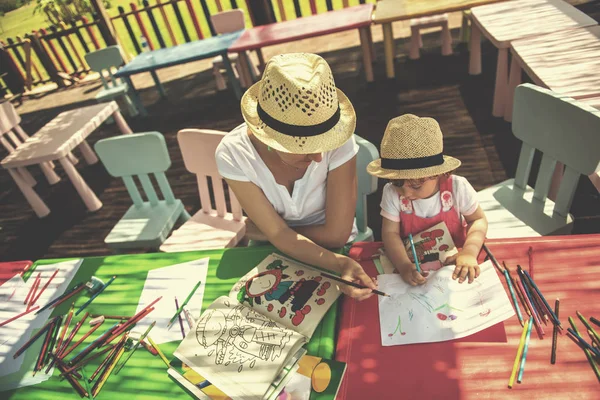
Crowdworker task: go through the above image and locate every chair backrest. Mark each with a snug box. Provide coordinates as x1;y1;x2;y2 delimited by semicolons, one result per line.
0;101;30;152
85;46;124;90
512;83;600;216
177;128;243;221
211;9;246;34
94;131;177;207
355;135;379;234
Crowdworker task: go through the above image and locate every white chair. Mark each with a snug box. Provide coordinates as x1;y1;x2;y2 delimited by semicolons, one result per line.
409;14;453;60
355;135;379;242
159;129;246;252
211;9;257;90
478;83;600;238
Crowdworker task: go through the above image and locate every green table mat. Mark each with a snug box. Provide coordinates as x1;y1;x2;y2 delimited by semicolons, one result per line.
5;245;338;399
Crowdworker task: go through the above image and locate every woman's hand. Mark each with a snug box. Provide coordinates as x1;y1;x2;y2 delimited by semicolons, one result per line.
450;253;480;284
336;256;378;301
398;262;428;286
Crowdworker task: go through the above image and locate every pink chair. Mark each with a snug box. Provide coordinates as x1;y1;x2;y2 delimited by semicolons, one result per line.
0;101;61;186
211;9;258;90
159;129;246;252
409;14;453;60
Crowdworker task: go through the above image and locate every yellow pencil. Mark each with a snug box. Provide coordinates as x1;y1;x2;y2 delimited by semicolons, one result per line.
147;336;170;367
93;345;125;397
509;318;531;388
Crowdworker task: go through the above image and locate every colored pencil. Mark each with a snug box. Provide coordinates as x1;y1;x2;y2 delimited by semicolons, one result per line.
569;317;600;382
90;314;129;320
141;339;158;356
27;275;41;310
54;357;87;397
167;282;202;327
504;262;530;317
591;316;600;328
520;277;546;334
55;303;75;353
24;272;40;305
147;336;170;367
35;283;86;314
75;276;116;316
183;307;195;329
68;322;120;364
92;341;126;397
503;269;524;327
319;272;390;297
482;244;504;273
0;305;40;328
103;306;156;346
13;316;59;359
80;367;94;400
576;311;600;344
408;234;422;274
567;328;600;358
57;313;88;357
508;319;530;388
43;315;62;367
115;321;156;374
30;268;59;307
90;335;127;381
60;320;104;359
521;268;561;328
551;299;560;364
516;280;544;339
517;317;533;383
34;318;57;374
59;344;116;377
175;297;186;339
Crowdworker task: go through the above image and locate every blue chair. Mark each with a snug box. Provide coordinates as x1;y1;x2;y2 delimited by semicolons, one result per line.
355;135;379;242
85;46;138;117
94;132;190;250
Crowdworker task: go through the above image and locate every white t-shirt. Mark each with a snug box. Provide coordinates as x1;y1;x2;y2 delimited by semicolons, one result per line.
216;123;359;241
380;175;479;222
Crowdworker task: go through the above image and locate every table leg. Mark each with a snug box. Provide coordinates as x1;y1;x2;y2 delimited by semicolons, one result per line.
256;48;266;73
367;26;375;61
244;51;258;82
150;71;166;98
58;156;102;212
227;53;243;100
39;162;61;185
504;55;522;122
123;77;148;117
17;167;36;186
359;27;374;83
112;110;133;134
468;24;482;75
382;23;395;79
492;47;508;117
78;140;99;165
8;168;50;218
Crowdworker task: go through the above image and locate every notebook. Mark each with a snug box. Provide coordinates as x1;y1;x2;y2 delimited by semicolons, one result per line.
173;253;342;400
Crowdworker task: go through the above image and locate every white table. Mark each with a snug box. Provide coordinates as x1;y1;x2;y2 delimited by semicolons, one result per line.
1;102;132;217
469;0;597;117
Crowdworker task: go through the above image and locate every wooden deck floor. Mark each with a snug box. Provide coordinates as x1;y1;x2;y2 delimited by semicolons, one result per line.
1;4;599;261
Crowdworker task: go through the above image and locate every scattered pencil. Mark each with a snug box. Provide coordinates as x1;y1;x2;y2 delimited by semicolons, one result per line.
36;283;86;315
115;321;156;374
516;280;544;339
24;272;40;306
566;328;600;358
13;316;59;359
92;339;126;397
569;317;600;382
591;316;600;328
551;299;560;364
521;268;561;329
75;276;116;316
320;272;390;297
60;321;104;359
168;282;202;328
90;335;127;382
175;297;186;339
576;311;600;344
508;318;530;388
30;268;59;307
503;269;524;327
517;317;533;383
147;336;170;367
0;305;40;328
55;303;75;353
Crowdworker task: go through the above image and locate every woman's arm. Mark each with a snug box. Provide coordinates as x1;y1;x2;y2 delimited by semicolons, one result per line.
226;178;376;300
381;217;427;286
450;206;488;283
293;156;357;248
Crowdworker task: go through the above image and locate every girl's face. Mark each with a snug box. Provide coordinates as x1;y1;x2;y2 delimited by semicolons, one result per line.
277;152;323;169
391;176;440;200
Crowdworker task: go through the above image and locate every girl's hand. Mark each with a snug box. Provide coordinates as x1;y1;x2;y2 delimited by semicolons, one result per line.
398;263;428;286
451;253;480;284
336;256;378;301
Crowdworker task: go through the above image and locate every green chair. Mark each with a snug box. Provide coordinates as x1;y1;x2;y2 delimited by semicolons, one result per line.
85;46;138;117
354;135;379;242
94;132;190;250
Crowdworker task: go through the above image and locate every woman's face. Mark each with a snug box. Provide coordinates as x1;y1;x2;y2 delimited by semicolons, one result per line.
277;151;323;169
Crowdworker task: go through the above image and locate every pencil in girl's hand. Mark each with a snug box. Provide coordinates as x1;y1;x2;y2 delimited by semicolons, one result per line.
408;234;422;274
320;272;390;297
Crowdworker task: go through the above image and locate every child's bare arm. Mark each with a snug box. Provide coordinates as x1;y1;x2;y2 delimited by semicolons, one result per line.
382;217;427;286
451;206;488;284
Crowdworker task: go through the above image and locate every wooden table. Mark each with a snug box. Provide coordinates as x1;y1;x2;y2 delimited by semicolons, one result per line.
1;102;132;218
229;4;375;83
372;0;506;79
114;30;244;114
469;0;597;118
336;235;600;399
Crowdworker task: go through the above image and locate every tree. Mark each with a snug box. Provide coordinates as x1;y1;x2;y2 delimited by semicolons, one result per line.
33;0;110;25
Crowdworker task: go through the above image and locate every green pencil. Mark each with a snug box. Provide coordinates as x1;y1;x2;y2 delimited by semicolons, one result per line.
167;281;202;327
114;321;156;375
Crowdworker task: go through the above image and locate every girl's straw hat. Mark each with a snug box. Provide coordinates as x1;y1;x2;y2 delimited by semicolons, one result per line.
241;53;356;154
367;114;461;180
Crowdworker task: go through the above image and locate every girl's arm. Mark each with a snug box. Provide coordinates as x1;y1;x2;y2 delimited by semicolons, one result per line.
451;206;488;283
225;178;376;301
382;217;427;286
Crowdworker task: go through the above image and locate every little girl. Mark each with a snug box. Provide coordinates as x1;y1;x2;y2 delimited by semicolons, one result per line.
367;114;488;285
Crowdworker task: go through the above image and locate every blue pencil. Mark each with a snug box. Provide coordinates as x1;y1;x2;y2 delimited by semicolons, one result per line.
567;328;600;358
521;269;561;328
408;234;422;274
517;317;533;383
75;276;116;316
504;270;524;327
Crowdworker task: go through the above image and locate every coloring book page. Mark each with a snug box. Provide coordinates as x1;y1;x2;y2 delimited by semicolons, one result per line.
229;254;341;339
378;260;514;346
173;296;306;400
403;221;458;270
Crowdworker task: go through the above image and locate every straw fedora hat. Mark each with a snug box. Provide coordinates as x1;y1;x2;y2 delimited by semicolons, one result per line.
240;53;356;154
367;114;461;180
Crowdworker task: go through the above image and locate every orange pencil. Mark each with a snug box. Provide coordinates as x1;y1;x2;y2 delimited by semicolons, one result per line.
30;268;59;307
59;321;104;359
25;273;41;306
55;303;74;352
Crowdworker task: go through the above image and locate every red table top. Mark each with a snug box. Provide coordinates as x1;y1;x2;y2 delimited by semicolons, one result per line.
336;235;600;399
0;260;32;285
228;4;374;52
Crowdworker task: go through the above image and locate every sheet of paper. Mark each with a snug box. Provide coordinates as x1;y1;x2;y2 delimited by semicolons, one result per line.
132;258;209;344
378;260;514;346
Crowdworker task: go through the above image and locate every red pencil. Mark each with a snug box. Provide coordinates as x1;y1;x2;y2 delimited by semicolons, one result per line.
13;316;59;359
58;344;116;377
34;317;58;373
516;280;544;339
50;285;85;309
24;273;41;306
59;321;104;359
0;305;40;328
55;303;74;353
103;307;154;346
30;268;59;307
90;334;128;382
